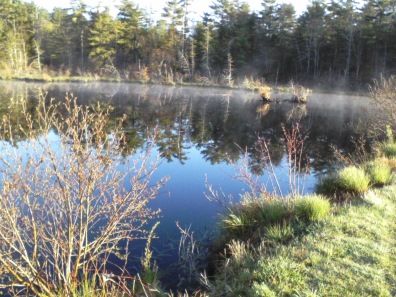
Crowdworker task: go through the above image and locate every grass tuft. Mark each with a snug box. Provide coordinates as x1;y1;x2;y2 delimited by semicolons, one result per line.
258;198;288;224
265;223;294;243
365;160;392;186
381;142;396;158
337;166;370;193
316;174;339;195
221;195;288;240
294;195;331;222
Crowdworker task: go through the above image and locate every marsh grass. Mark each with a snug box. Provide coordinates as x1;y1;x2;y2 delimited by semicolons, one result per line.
290;81;312;103
242;76;265;91
317;166;371;195
337;166;371;193
376;156;396;170
220;194;332;245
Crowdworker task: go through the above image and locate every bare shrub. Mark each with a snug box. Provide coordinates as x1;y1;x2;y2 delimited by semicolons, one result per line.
0;94;166;295
369;75;396;125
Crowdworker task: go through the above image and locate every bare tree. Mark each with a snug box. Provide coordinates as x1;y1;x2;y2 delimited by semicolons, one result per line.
0;94;166;296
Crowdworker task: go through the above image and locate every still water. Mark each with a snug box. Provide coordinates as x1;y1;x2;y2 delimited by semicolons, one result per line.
0;81;374;289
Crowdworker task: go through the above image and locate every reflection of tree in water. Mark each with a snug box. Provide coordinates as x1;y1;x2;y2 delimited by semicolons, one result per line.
0;85;42;143
0;82;378;175
156;95;192;164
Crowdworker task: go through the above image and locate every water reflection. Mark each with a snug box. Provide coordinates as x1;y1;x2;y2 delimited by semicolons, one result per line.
0;82;374;171
0;81;377;289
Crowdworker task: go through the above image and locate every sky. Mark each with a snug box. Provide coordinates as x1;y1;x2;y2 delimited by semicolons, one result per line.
30;0;311;19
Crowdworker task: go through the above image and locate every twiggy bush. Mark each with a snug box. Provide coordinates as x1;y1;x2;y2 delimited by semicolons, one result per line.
0;95;165;296
369;75;396;124
294;195;331;222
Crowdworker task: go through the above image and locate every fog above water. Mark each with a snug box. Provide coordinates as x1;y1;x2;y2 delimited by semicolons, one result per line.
0;81;378;289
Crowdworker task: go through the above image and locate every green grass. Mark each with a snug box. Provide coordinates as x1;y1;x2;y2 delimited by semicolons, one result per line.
265;223;294;243
316;173;339;195
337;166;370;193
207;185;396;296
316;166;371;196
203;146;396;297
365;160;392;186
294;195;331;222
221;195;289;240
383;142;396;158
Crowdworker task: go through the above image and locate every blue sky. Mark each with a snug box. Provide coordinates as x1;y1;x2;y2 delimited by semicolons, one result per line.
31;0;311;18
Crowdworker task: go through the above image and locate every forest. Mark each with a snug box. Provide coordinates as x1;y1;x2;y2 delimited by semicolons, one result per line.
0;0;395;88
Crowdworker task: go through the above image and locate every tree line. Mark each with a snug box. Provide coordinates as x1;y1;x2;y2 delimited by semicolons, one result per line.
0;0;395;88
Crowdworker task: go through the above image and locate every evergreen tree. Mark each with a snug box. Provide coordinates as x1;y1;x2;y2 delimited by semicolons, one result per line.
0;0;36;75
117;0;143;70
88;7;117;71
326;0;361;83
295;0;327;80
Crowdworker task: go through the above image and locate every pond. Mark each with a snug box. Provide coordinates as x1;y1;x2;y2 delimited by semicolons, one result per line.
0;81;375;290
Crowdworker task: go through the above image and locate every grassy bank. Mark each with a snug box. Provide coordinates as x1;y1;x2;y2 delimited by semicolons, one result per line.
200;138;396;296
203;185;396;296
0;74;298;93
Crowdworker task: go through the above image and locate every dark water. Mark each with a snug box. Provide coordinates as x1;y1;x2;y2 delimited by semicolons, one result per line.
0;81;375;289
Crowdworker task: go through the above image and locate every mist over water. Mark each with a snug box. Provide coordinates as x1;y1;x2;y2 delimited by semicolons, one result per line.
0;81;376;290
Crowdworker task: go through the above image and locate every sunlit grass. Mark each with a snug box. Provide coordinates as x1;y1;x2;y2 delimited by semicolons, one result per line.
294;195;331;222
316;166;371;196
337;166;370;193
221;194;289;240
381;142;396;158
376;156;396;170
206;186;396;296
265;223;294;244
365;160;392;186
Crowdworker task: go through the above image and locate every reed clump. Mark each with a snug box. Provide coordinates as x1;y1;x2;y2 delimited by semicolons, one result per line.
258;85;272;101
290;81;312;103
